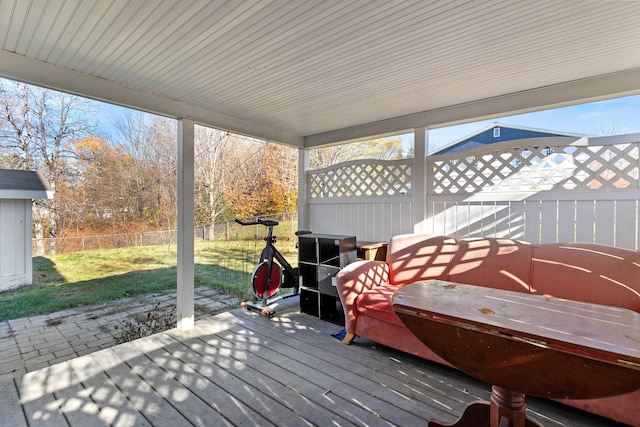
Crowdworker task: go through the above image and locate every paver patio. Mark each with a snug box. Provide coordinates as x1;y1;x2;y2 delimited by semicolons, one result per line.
0;287;239;379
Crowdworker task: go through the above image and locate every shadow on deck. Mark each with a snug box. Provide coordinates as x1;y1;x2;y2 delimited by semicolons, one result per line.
1;297;626;426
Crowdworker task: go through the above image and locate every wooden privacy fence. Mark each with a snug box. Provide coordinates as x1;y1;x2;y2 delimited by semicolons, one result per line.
307;133;640;250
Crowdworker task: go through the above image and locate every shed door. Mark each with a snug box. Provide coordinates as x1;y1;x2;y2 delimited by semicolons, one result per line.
0;199;28;291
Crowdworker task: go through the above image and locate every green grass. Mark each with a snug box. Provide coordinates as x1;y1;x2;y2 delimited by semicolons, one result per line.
0;239;298;321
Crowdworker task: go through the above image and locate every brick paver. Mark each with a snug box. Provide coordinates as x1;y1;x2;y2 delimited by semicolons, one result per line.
0;287;240;379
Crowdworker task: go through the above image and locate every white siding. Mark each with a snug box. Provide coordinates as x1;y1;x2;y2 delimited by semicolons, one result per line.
0;199;28;291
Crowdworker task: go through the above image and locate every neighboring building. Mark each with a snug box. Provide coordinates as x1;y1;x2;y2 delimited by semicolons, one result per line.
0;169;53;291
431;123;588;155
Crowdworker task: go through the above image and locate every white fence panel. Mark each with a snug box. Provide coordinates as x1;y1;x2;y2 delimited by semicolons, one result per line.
557;200;575;243
540;201;557;243
575;200;595;243
616;200;638;249
595;201;616;246
308;199;413;242
507;201;526;240
521;200;539;243
306;134;640;250
426;134;640;249
306;159;413;241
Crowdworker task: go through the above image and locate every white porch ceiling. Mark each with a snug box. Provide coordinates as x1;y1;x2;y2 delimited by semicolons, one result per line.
1;0;640;147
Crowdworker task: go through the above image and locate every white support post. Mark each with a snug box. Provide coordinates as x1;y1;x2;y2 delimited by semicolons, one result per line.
413;127;427;233
297;147;309;231
177;118;195;330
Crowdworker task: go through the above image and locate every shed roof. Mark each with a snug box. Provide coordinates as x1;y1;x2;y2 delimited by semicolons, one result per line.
0;169;54;200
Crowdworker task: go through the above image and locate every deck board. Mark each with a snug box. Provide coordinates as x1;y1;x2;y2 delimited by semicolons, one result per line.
211;311;441;425
2;298;626;426
149;332;310;426
140;334;272;426
66;354;150;427
19;368;70;426
219;304;488;422
173;318;375;426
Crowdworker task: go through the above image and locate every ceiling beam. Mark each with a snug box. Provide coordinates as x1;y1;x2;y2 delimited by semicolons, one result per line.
0;51;303;148
304;68;640;148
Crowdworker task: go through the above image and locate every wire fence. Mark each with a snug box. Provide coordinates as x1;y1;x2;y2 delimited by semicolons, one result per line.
32;212;298;256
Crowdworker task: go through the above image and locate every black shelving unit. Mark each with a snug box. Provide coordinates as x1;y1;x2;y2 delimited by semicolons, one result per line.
298;233;356;325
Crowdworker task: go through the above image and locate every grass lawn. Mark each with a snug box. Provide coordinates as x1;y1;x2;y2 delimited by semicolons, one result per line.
0;239;298;321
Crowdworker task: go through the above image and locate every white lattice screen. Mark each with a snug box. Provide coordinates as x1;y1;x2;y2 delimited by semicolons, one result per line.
308;160;413;198
305;134;640;248
430;139;639;195
427;135;640;249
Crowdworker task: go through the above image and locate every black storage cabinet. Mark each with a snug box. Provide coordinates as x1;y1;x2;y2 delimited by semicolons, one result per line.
298;233;356;325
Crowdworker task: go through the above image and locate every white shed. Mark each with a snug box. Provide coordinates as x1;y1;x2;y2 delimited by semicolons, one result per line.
0;169;53;291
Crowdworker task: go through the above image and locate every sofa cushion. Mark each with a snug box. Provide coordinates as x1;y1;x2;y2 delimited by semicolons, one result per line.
387;234;456;286
355;284;404;326
531;243;640;312
448;238;534;293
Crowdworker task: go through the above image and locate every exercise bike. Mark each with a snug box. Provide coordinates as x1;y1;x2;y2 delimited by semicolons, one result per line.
235;218;310;318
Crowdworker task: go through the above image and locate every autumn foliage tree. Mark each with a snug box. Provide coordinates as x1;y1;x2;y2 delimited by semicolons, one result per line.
64;115;178;234
1;77;407;241
218;141;297;218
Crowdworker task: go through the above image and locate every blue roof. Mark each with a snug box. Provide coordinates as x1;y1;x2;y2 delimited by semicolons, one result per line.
432;123;588;155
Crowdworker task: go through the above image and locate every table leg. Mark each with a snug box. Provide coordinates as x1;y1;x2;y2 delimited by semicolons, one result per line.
428;386;544;427
428;401;490;427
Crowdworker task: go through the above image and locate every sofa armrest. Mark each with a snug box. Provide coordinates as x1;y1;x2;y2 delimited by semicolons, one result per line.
336;260;390;342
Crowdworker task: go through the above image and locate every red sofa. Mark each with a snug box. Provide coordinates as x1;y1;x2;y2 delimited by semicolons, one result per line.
335;233;640;426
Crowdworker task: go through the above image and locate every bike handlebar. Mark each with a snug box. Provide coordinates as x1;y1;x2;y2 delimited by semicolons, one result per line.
235;218;310;235
235;218;279;227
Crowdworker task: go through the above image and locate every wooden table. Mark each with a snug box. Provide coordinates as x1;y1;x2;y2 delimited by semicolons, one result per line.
392;280;640;427
356;241;387;261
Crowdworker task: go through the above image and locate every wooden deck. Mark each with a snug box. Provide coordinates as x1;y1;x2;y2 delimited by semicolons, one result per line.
0;298;624;426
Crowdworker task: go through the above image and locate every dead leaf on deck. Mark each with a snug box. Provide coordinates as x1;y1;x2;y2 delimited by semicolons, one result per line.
479;307;495;315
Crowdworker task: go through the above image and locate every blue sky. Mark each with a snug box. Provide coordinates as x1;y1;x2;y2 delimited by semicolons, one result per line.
419;94;640;153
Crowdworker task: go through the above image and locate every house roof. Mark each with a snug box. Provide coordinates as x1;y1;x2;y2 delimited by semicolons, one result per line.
0;169;54;200
1;1;640;148
431;123;589;155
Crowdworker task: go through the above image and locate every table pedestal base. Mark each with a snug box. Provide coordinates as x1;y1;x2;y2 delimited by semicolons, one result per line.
428;387;544;427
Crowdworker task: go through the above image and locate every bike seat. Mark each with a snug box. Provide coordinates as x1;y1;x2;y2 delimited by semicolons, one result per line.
260;219;279;227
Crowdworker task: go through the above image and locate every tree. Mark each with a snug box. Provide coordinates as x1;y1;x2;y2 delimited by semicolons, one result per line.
218;141;298;219
67;136;131;232
309;137;404;169
256;143;298;215
193;126;235;234
106;111;177;230
63;113;178;235
592;123;627;136
145;117;177;229
0;79;96;247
